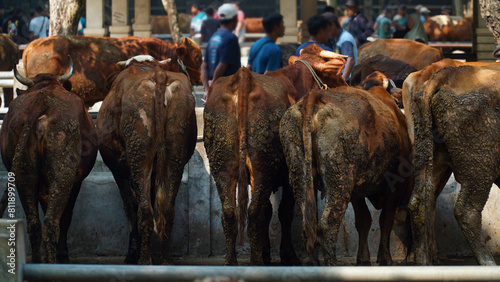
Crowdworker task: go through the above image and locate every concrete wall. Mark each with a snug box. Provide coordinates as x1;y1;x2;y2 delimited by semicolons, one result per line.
1;107;499;262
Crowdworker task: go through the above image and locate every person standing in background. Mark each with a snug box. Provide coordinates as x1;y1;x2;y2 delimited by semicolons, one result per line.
378;6;394;39
202;3;241;101
29;6;50;41
405;5;428;44
247;13;285;74
232;2;245;43
323;12;357;82
190;3;207;44
341;0;374;47
200;6;220;44
4;8;29;44
294;15;333;56
392;4;408;38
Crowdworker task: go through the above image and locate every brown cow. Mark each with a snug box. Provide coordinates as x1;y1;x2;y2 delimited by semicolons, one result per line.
204;44;347;266
358;39;443;70
0;34;19;106
22;36;202;106
0;61;98;263
424;15;473;42
403;60;500;266
244;17;265;33
97;55;197;265
280;84;412;266
151;13;192;34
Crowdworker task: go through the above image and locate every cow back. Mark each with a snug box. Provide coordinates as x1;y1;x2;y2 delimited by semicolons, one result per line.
358;39;443;70
0;34;19;71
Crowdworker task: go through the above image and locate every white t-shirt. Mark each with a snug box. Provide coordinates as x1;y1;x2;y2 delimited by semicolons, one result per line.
29;16;50;38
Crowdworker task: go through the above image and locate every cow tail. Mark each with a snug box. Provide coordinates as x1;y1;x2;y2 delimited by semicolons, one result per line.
11;94;47;186
154;70;169;241
237;68;250;243
302;93;317;254
408;78;437;259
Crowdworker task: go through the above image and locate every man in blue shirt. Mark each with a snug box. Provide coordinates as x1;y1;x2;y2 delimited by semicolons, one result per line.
294;15;333;56
323;12;358;82
202;3;241;101
247;13;285;74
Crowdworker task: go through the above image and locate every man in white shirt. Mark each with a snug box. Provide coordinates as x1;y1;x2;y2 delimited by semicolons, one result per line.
29;6;49;41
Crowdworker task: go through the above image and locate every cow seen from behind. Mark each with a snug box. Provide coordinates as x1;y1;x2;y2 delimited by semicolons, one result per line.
97;55;197;265
0;60;98;263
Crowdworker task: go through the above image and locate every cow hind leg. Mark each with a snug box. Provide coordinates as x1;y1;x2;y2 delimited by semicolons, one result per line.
18;184;42;263
56;180;84;263
216;174;238;266
113;174;139;264
135;166;154;265
247;181;273;266
319;187;351;266
454;180;496;265
279;184;301;266
351;195;372;266
376;197;398;266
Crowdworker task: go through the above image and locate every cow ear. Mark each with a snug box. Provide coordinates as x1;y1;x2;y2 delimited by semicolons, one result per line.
176;44;187;58
288;55;299;65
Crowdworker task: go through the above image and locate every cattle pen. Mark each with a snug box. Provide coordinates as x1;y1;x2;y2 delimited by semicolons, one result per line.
1;65;500;281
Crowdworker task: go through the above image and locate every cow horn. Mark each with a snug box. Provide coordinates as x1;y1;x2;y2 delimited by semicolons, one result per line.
319;50;348;59
14;65;34;87
160;58;172;64
117;61;127;68
382;76;389;90
58;56;74;83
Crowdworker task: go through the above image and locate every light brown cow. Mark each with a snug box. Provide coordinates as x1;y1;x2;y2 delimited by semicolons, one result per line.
151;13;192;34
280;83;412;266
424;15;473;42
23;36;202;106
204;44;347;266
403;60;500;266
0;61;98;263
358;39;443;70
97;55;197;265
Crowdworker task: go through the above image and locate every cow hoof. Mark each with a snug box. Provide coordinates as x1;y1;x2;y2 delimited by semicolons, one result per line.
357;259;371;266
56;255;69;264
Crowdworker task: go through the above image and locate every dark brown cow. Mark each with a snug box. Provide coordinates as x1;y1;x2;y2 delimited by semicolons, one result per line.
151;14;192;34
0;34;19;106
280;84;412;266
350;54;417;89
22;36;202;106
0;61;98;263
204;44;347;266
97;55;197;265
403;61;500;266
358;39;443;70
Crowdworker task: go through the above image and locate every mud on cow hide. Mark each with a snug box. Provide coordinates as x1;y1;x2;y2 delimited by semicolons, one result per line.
404;61;500;266
96;55;197;265
279;83;412;266
0;59;98;263
203;44;347;266
22;36;202;106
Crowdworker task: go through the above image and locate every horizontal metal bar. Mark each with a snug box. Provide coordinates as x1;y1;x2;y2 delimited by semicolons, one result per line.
0;71;13;79
23;264;500;282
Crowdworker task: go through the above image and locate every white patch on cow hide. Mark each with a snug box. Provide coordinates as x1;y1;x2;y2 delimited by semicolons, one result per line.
125;55;155;67
138;108;152;136
164;80;182;106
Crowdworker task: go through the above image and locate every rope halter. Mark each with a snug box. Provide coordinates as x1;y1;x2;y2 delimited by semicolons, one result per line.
294;59;329;90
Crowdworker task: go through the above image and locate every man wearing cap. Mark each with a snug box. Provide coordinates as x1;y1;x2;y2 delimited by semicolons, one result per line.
341;0;374;47
420;7;430;23
247;13;285;74
202;3;241;101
